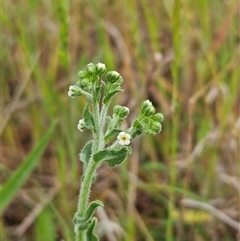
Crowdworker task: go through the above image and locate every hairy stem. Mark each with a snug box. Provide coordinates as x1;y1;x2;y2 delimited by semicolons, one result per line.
75;101;104;241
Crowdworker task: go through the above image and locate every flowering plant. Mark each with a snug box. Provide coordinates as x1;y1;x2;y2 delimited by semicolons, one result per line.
68;63;164;241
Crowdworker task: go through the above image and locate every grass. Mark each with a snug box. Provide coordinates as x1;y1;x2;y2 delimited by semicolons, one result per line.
1;0;239;240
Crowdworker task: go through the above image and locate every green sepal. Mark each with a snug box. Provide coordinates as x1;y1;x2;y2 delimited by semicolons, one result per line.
93;147;131;168
103;88;123;104
86;217;99;241
104;128;121;143
83;105;95;130
79;140;93;166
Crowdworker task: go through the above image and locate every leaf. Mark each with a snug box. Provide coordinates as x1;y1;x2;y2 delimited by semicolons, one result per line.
86;217;99;241
79;140;93;166
0;121;56;212
104;128;121;143
94;147;130;168
84;200;104;222
73;201;103;232
83;105;95;130
103;88;123;104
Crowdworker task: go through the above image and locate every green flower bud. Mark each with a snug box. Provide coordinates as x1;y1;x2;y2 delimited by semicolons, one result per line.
86;63;96;75
141;100;155;116
78;70;86;79
81;78;90;87
151;121;162;133
113;105;129;118
106;71;123;84
152;113;164;122
96;62;107;76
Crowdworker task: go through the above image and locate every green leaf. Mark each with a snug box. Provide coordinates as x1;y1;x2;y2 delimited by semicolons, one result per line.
104;128;121;143
83;105;95;130
103;88;123;104
79;140;93;166
84;200;104;222
73;201;103;232
86;217;99;241
94;147;130;168
0;121;56;212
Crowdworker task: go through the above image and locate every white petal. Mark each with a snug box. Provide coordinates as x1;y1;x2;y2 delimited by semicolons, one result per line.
119;140;125;145
125;140;130;145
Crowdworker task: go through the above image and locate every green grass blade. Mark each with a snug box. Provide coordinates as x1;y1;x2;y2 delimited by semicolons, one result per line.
0;121;56;212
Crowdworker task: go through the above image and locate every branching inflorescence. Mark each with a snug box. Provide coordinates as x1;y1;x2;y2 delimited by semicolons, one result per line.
68;63;164;241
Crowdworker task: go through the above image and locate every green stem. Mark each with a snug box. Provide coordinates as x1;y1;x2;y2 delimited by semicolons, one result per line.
75;101;104;241
76;159;97;241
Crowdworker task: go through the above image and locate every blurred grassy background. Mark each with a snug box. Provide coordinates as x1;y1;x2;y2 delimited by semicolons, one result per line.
1;0;239;240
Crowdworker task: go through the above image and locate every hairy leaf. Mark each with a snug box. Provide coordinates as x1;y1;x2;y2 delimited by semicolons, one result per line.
103;88;123;104
86;217;99;241
83;105;95;130
94;147;130;168
104;128;121;143
79;140;93;166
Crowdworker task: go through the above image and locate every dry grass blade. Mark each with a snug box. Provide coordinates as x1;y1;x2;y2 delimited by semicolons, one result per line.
181;199;240;231
14;183;60;237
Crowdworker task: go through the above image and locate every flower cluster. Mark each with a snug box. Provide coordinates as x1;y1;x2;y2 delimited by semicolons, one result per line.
129;99;164;138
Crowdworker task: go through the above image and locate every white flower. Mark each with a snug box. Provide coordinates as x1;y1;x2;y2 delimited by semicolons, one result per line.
117;132;131;146
77;119;86;132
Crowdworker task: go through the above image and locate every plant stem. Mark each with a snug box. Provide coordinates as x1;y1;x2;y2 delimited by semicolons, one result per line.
75;101;104;241
76;159;97;241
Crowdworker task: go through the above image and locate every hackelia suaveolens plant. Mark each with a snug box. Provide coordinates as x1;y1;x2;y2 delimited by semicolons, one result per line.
68;63;164;241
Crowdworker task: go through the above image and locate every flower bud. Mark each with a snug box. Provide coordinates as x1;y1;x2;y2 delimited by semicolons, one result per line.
68;85;82;98
151;121;162;133
141;100;155;116
80;78;91;89
113;105;129;118
106;71;123;84
86;63;96;74
152;113;164;122
78;70;86;79
96;62;107;76
77;119;86;132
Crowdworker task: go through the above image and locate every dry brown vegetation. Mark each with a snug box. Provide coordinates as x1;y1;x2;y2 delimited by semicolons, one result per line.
1;0;239;240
